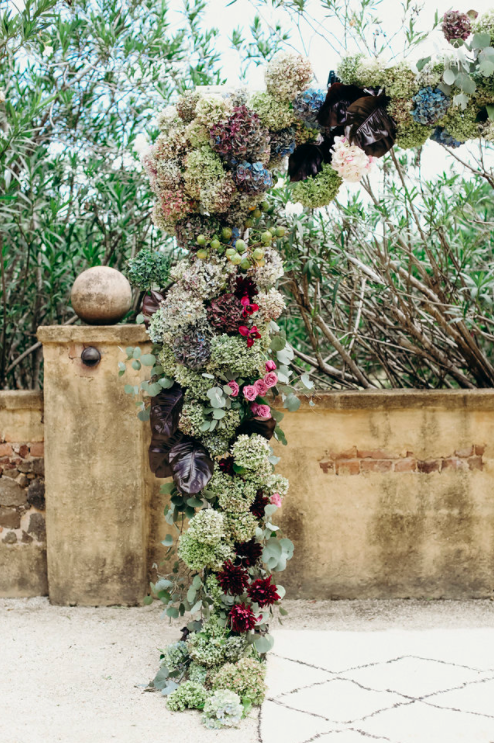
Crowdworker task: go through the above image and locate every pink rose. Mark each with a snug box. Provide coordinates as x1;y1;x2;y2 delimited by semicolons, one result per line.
250;403;261;415
265;360;277;372
243;385;257;402
270;493;282;507
227;381;239;397
255;404;271;418
254;379;268;396
264;372;278;388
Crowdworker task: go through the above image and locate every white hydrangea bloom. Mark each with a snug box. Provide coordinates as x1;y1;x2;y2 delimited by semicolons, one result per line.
331;136;375;183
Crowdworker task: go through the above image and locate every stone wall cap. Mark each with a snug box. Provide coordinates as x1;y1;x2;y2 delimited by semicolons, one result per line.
0;390;43;410
37;324;149;345
277;389;494;411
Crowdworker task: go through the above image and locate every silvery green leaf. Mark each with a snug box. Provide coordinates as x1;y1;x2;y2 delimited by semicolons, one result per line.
301;373;314;389
152;666;170;690
199;420;211;431
141;354;156;366
472;32;491;49
276;585;286;600
212;408;226;419
161;681;179;695
158;377;174;388
479;60;494;77
487;104;494;120
190;599;203;615
276;554;287;572
453;92;469;109
192;575;202;589
442;68;456;85
264;504;278;517
162;534;173;546
126;347;134;359
133;347;141;359
136;313;145;324
416;55;431;71
132;359;141;370
456;72;476;94
187;586;196;603
137;408;150;421
265;522;279;531
202;373;215;379
269;454;281;465
280;538;295;559
124;384;135;395
166;606;179;618
254;634;275;654
155;579;173;591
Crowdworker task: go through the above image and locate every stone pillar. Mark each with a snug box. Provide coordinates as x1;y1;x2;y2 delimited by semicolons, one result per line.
37;325;151;605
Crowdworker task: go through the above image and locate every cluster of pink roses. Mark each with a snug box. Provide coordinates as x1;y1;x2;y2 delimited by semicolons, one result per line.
226;362;278;419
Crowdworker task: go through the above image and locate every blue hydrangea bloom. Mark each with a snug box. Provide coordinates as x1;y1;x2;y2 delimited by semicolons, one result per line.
430;127;462;148
292;88;325;125
234;161;273;195
270;127;296;159
412;87;451;126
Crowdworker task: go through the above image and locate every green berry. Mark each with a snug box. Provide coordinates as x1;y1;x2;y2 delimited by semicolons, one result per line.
196;234;206;246
210;239;221;251
261;231;272;244
225;248;236;258
235;239;247;254
253;247;264;261
230;253;242;265
196;249;208;260
261;201;270;212
221;227;233;240
253;209;262;219
244;218;254;229
275;226;286;237
240;257;252;271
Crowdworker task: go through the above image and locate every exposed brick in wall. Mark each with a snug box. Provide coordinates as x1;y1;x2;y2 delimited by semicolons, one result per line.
318;444;485;476
0;442;45;545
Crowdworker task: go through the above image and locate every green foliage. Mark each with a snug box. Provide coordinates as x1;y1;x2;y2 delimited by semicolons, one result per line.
0;0;224;389
126;249;174;290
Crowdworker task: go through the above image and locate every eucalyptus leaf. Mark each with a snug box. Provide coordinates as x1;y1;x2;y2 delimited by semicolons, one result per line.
141;354;156;366
254;634;275;654
166;606;179;619
472;32;491;49
442;68;456;85
190;599;203;615
162;535;173;547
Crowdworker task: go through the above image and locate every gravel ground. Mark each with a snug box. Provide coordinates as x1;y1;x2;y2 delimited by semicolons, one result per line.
1;598;493;743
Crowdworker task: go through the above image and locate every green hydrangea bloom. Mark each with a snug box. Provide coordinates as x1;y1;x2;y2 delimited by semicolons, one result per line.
157;344;178;378
208;334;265;377
212;658;267;706
231;434;272;472
395;120;432;149
188;661;208;685
249;92;295;131
166;680;209;711
441;106;480;142
336;53;365;85
225;511;258;543
202;689;243;729
126;249;172;290
472;9;494;40
178;532;233;571
184;146;225;200
163;641;189;671
187;509;225;545
290;164;342;208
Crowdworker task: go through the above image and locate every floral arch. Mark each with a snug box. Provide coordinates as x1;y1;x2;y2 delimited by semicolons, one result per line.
121;8;494;728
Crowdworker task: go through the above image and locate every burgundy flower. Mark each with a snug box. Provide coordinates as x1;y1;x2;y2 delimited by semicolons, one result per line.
217;560;249;595
234;276;258;300
229;602;258;633
239;325;262;348
247;576;280;607
240;294;259;317
250;489;269;519
235;538;263;567
219;456;234;475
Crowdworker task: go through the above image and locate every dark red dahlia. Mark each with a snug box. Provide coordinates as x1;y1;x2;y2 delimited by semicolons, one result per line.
247;576;280;607
218;456;234;476
217;560;249;595
250;489;269;519
229;602;258;633
234;276;258;300
235;538;263;567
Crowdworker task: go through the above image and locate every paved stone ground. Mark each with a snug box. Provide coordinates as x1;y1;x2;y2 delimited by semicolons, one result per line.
1;598;494;743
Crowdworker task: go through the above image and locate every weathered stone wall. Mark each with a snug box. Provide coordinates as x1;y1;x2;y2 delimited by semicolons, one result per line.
4;328;494;602
273;390;494;600
0;392;47;596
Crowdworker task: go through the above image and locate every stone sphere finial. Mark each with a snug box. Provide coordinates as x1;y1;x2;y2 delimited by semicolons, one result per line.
71;266;132;325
